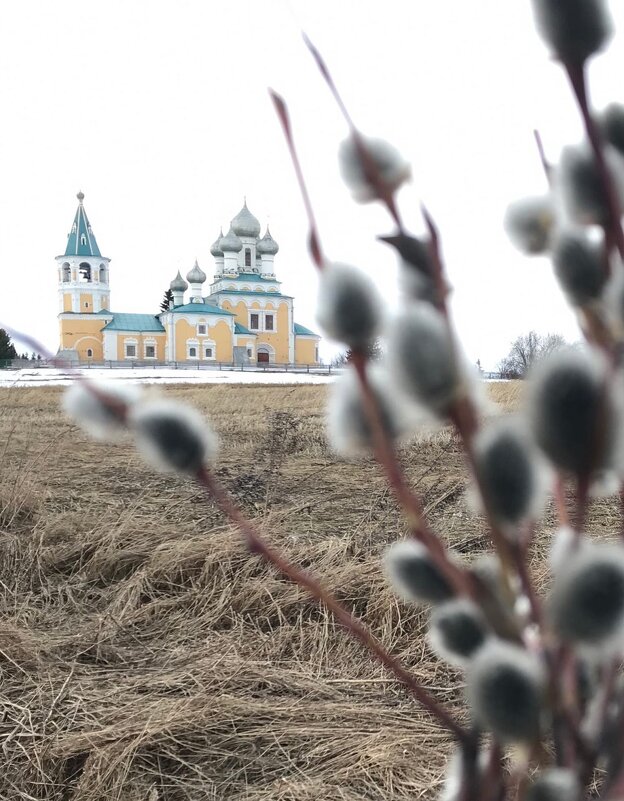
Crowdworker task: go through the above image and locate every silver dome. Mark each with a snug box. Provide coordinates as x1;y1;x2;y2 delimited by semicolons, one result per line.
231;201;261;238
210;229;224;257
186;259;206;284
256;226;279;256
170;270;188;292
220;226;243;253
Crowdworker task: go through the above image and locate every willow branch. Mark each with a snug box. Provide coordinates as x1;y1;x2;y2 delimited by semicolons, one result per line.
564;61;624;264
196;465;468;742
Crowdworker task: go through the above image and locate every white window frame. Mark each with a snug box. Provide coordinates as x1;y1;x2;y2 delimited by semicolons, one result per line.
203;339;216;360
124;339;138;359
264;312;275;332
249;312;260;331
197;322;207;335
187;340;199;360
144;340;157;359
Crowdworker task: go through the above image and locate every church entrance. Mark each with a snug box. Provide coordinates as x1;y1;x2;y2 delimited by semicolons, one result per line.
257;348;270;364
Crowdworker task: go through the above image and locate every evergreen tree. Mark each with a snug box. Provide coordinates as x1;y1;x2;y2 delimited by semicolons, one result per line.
160;288;174;313
0;329;17;360
332;338;383;366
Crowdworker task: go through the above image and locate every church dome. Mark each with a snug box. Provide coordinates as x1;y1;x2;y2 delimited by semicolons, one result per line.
231;201;261;238
220;226;243;253
210;230;224;257
257;227;279;256
170;270;188;292
186;260;206;284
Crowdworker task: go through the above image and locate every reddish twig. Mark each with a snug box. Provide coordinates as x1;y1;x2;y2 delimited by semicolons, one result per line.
301;34;405;231
349;350;473;599
268;88;472;600
196;465;468;742
421;204;451;316
564;61;624;265
533;129;553;185
268;90;325;270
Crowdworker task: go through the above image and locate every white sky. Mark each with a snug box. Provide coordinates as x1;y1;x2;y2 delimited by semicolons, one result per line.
1;0;624;369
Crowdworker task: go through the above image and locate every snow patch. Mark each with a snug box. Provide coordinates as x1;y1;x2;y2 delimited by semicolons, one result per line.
0;367;337;388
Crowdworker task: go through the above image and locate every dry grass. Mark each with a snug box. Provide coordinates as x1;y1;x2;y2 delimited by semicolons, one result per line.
0;381;616;800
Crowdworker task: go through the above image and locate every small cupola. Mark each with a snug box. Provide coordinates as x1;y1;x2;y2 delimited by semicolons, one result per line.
257;226;279;256
170;270;188;292
220;227;243;253
186;259;207;284
231;200;261;238
210;230;224;258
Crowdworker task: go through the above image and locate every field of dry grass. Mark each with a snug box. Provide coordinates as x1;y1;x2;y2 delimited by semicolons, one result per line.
0;380;612;801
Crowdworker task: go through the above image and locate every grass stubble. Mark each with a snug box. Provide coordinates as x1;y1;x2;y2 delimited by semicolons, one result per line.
0;380;611;801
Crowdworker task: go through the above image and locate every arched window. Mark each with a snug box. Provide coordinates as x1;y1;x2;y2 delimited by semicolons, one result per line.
78;262;91;282
80;233;87;246
245;248;251;268
62;263;71;282
99;264;107;283
86;348;93;358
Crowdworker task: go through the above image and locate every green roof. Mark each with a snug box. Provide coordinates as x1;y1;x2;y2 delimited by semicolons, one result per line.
102;313;165;332
234;322;256;335
294;322;319;337
64;193;102;257
209;289;292;299
170;302;235;316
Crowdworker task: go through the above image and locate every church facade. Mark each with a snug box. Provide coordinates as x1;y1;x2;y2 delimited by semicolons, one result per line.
57;193;320;365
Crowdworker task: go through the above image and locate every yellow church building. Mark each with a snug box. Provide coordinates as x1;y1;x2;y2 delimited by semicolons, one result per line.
57;193;320;366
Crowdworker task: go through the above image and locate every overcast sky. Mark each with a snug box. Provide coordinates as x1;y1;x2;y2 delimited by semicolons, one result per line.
1;1;624;369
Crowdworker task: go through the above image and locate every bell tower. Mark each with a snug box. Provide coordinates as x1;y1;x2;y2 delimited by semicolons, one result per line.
56;191;111;315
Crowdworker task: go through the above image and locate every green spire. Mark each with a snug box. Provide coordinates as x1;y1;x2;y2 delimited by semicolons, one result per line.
64;191;102;257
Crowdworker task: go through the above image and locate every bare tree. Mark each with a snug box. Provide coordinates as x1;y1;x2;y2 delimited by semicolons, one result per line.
498;331;566;378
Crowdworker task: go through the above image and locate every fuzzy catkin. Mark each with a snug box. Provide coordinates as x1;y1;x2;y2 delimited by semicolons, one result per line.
130;400;218;474
526;769;581;801
473;420;542;527
530;0;613;63
549;544;624;647
601;103;624;156
62;381;142;441
551;228;606;307
557;144;624;227
327;365;412;456
388;303;460;415
338;134;411;203
503;195;555;255
385;541;454;604
316;262;382;348
466;640;545;742
528;349;615;476
429;600;489;667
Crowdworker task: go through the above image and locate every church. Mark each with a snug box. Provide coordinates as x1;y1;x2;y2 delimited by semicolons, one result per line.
56;193;321;365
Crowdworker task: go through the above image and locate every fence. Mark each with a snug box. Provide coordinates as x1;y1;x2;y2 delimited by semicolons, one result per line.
0;358;339;376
